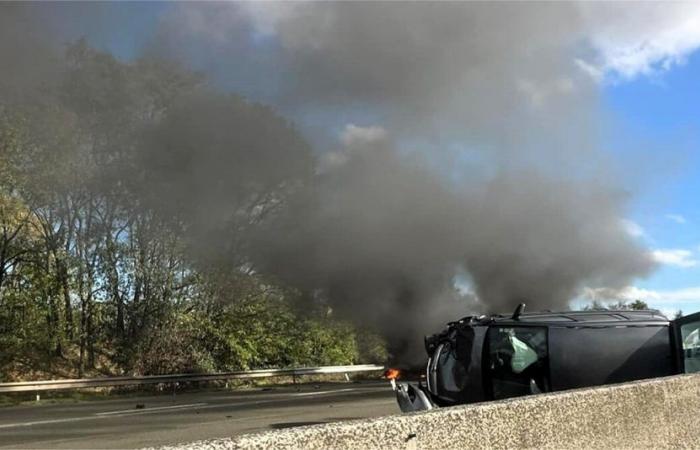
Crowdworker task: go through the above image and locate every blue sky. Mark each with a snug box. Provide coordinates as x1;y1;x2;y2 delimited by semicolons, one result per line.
59;2;700;318
601;51;700;316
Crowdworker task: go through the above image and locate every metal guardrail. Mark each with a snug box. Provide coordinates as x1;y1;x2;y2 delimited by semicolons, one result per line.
0;364;385;393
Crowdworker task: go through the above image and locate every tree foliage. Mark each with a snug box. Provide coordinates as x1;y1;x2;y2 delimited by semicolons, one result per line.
0;42;385;380
583;299;650;312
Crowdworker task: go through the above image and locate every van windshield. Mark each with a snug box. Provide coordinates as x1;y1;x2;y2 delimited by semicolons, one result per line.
433;328;474;402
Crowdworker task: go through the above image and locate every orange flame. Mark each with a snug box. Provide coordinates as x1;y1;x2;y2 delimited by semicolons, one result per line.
384;368;401;380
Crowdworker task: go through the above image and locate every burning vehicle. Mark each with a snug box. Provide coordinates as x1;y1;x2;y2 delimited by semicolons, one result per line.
393;304;700;412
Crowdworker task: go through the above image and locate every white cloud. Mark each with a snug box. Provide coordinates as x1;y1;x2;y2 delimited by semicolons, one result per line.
620;219;645;238
240;2;297;38
340;124;388;147
318;124;389;172
574;58;605;84
582;285;700;305
659;308;682;320
666;214;687;224
651;249;698;268
580;3;700;81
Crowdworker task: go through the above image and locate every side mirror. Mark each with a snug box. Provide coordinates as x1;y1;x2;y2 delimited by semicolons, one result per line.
395;382;434;413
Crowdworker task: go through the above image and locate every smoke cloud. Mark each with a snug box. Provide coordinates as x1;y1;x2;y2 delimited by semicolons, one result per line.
156;2;664;329
253;127;652;354
0;5;63;103
6;2;698;357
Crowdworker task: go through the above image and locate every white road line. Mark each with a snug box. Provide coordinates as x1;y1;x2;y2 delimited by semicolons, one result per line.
291;388;355;397
95;402;208;416
0;386;385;429
0;403;208;429
0;416;92;429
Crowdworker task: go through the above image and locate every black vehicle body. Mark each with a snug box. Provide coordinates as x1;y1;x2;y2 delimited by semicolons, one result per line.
394;306;700;412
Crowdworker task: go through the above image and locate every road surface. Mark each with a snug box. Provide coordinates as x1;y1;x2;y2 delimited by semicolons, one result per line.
0;381;398;449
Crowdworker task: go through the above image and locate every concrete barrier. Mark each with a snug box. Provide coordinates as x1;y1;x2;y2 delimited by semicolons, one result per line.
162;374;700;449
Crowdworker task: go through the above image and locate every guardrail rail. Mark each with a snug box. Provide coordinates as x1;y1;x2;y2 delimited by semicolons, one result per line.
0;364;385;393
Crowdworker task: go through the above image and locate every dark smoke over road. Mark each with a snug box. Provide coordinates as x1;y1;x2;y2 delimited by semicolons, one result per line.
1;2;671;358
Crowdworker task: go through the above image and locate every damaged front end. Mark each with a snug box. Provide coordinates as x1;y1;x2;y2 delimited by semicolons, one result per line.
391;314;490;413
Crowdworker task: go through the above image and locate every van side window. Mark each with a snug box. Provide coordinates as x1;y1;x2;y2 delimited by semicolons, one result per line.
487;327;549;400
681;320;700;373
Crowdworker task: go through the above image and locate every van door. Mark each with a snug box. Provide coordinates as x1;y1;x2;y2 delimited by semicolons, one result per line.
673;312;700;373
485;326;549;400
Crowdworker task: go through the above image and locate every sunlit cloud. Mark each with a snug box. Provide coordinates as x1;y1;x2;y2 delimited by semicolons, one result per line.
582;285;700;305
651;249;698;268
620;219;646;239
666;214;687;224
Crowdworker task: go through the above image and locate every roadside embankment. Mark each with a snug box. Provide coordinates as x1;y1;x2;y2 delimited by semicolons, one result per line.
158;373;700;449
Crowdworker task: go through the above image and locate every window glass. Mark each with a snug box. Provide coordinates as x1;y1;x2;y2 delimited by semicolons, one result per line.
431;328;474;403
436;341;467;395
681;320;700;373
488;327;548;400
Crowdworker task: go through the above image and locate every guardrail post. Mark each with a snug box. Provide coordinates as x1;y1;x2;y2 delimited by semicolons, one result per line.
35;392;40;402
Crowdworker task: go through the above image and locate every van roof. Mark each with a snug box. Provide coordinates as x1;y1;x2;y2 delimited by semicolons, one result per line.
450;309;670;328
490;309;670;327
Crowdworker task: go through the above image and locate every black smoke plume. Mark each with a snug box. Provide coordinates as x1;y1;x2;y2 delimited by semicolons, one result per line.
0;2;660;360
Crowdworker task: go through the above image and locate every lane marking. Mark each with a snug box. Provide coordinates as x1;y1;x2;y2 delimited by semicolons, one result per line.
151;387;387;413
292;388;354;397
0;386;391;429
0;416;92;429
95;402;208;416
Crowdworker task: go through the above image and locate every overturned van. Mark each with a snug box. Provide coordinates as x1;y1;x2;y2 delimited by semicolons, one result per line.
394;305;700;412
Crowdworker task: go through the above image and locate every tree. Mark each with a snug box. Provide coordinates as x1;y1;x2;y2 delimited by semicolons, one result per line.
582;299;650;312
138;90;314;268
627;299;649;310
0;39;385;381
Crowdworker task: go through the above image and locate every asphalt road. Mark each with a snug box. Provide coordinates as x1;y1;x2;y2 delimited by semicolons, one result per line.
0;381;398;449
